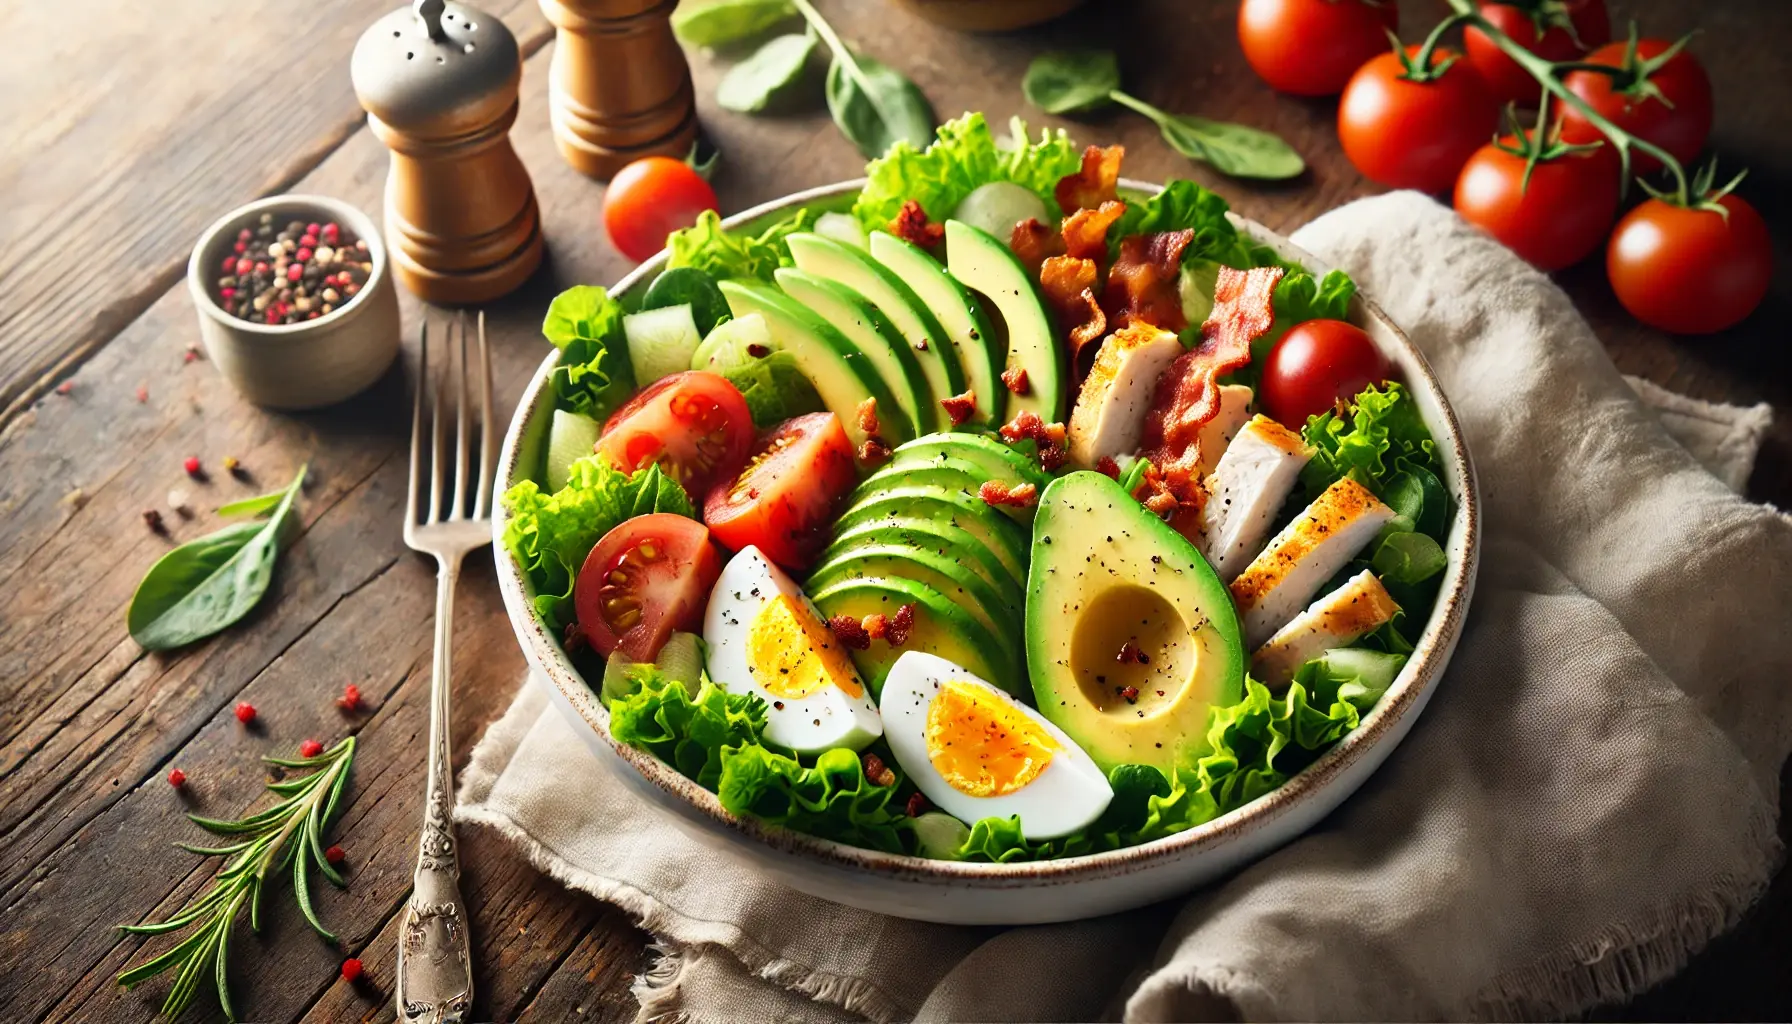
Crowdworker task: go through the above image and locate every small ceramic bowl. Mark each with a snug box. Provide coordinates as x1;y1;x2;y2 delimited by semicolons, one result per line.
187;194;400;410
493;180;1482;926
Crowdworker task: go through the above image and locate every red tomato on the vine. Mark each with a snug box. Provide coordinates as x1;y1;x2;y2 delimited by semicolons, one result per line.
1260;319;1393;427
1237;0;1400;97
1339;46;1500;194
1607;193;1771;335
603;156;720;263
597;371;755;495
1464;0;1610;105
703;412;859;572
1453;137;1620;271
1560;38;1711;173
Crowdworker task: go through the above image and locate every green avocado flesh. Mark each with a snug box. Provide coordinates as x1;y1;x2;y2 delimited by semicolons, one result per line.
819;516;1020;597
869;231;1003;425
830;486;1029;585
807;543;1022;661
848;454;1036;526
810;576;1020;697
785;232;964;432
944;219;1063;424
772;267;931;440
888;432;1048;489
1026;472;1246;774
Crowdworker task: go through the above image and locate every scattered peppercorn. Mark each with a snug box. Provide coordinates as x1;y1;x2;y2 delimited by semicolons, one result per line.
222;455;243;478
337;683;363;712
861;752;896;787
135;384;149;403
142;509;166;534
168;768;187;787
213;213;372;327
340;958;364;983
184;343;203;363
183;456;202;477
234;702;257;724
55;380;74;396
325;844;346;864
298;739;324;758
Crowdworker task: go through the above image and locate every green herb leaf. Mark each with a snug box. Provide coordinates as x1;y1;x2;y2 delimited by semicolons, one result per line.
215;487;290;518
642;267;729;335
824;50;935;160
1373;530;1447;585
718;31;817;113
128;465;307;651
1022;49;1121;114
671;0;796;47
1110;91;1304;180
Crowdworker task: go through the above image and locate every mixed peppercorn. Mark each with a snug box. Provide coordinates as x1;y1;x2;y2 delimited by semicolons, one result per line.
214;213;372;326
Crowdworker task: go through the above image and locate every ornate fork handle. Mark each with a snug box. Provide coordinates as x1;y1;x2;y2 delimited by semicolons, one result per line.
396;556;474;1024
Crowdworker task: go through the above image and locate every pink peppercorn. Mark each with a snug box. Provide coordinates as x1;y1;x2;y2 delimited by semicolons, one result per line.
168;768;186;787
306;222;320;236
183;456;201;476
322;223;340;243
220;286;235;299
238;227;253;242
235;701;257;724
220;255;235;272
325;845;346;864
296;247;313;262
299;739;324;758
286;264;303;283
341;958;363;983
232;241;246;254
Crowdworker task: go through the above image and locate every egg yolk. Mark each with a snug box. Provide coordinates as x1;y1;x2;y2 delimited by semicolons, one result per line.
747;594;863;700
924;680;1055;797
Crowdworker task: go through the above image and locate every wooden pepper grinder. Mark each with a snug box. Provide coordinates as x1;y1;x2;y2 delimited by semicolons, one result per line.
538;0;699;180
352;0;543;304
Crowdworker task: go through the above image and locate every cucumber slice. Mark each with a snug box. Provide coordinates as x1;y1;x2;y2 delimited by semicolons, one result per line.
815;211;868;249
544;409;600;492
951;181;1048;243
655;631;705;690
691;313;776;373
910;812;971;860
624;304;703;385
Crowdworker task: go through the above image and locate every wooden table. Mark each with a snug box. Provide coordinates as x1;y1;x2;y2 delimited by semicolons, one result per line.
2;1;1787;1020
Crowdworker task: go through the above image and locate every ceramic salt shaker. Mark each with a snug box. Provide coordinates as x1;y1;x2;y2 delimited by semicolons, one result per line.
352;0;543;304
538;0;698;180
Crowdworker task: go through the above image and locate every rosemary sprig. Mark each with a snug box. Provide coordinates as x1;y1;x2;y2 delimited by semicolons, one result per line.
118;737;357;1021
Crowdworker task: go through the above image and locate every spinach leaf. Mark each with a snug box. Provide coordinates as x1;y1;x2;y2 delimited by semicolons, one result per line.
129;465;307;651
670;0;796;48
1110;92;1304;180
717;31;817;113
642;267;729;334
1022;50;1120;114
216;488;289;518
823;49;935;159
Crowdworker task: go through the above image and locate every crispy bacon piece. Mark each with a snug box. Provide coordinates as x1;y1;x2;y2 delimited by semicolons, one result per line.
1055;145;1123;213
890;199;944;248
1062;200;1126;262
855;397;881;439
1103;230;1196;333
1139;266;1286;522
858;438;892;463
863;613;888;640
1001;366;1030;396
999;409;1043;445
980;480;1039;509
861;751;896;787
886;603;916;647
1010;218;1066;275
1095;455;1120;479
1038;255;1107;383
828;614;871;651
940;390;976;425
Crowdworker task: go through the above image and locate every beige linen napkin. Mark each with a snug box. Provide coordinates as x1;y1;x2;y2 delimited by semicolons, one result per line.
457;191;1792;1022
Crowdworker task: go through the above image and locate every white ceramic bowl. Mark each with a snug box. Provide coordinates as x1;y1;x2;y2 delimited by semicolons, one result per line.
492;180;1481;925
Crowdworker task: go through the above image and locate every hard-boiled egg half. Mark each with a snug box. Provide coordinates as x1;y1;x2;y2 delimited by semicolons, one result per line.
703;546;881;754
880;652;1112;839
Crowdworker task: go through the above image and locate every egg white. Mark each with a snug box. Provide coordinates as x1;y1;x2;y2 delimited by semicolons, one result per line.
703;546;882;754
880;651;1112;840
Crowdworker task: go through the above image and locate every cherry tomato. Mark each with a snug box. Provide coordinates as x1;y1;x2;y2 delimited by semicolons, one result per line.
703;412;858;571
1464;0;1609;105
1339;46;1500;194
1237;0;1400;98
1453;137;1620;271
603;157;720;263
1560;39;1711;173
573;514;723;662
1607;193;1772;335
598;371;755;496
1261;319;1393;426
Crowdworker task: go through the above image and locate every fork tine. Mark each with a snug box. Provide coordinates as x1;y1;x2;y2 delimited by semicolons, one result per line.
428;311;445;525
473;310;496;521
407;319;429;531
451;310;472;521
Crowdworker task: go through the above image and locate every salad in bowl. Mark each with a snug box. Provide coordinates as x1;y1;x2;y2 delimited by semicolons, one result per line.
494;113;1477;916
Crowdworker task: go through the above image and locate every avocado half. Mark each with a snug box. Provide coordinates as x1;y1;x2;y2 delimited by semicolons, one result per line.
1026;472;1246;774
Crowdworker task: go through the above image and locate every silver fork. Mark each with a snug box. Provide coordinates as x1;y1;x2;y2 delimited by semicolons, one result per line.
396;310;493;1024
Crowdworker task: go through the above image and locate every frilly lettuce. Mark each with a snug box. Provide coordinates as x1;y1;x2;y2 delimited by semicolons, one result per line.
500;459;693;630
666;207;816;283
852;112;1083;230
542;286;636;420
1109;178;1278;270
609;671;765;790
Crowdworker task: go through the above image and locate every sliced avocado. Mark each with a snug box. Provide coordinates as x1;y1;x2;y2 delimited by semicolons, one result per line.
1026;472;1247;774
806;544;1022;671
945;219;1062;424
848;454;1036;525
787;233;963;432
889;432;1049;489
869;231;1003;426
833;486;1029;586
810;575;1020;698
719;279;912;449
773;268;931;439
821;515;1021;597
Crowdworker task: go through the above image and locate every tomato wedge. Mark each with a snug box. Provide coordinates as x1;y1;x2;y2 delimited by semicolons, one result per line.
573;514;723;662
703;412;858;571
597;371;754;495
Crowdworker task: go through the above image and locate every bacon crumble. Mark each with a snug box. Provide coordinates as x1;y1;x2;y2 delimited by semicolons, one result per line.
855;397;881;439
1010;217;1065;274
886;603;916;647
890;199;944;248
862;613;889;640
861;751;896;787
1001;366;1030;396
980;480;1039;509
1054;145;1124;213
939;389;976;425
1095;455;1121;479
1103;229;1196;333
857;438;892;464
828;614;871;651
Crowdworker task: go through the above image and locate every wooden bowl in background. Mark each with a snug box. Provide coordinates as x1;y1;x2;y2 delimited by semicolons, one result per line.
891;0;1087;32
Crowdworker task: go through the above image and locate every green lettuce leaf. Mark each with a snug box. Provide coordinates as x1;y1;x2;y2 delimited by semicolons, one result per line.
722;350;825;426
1108;178;1280;270
609;671;766;790
543;286;636;420
500;459;694;630
1300;382;1442;505
666;208;815;282
852;112;1082;230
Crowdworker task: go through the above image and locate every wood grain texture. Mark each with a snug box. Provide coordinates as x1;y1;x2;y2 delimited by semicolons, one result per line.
0;0;1786;1021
